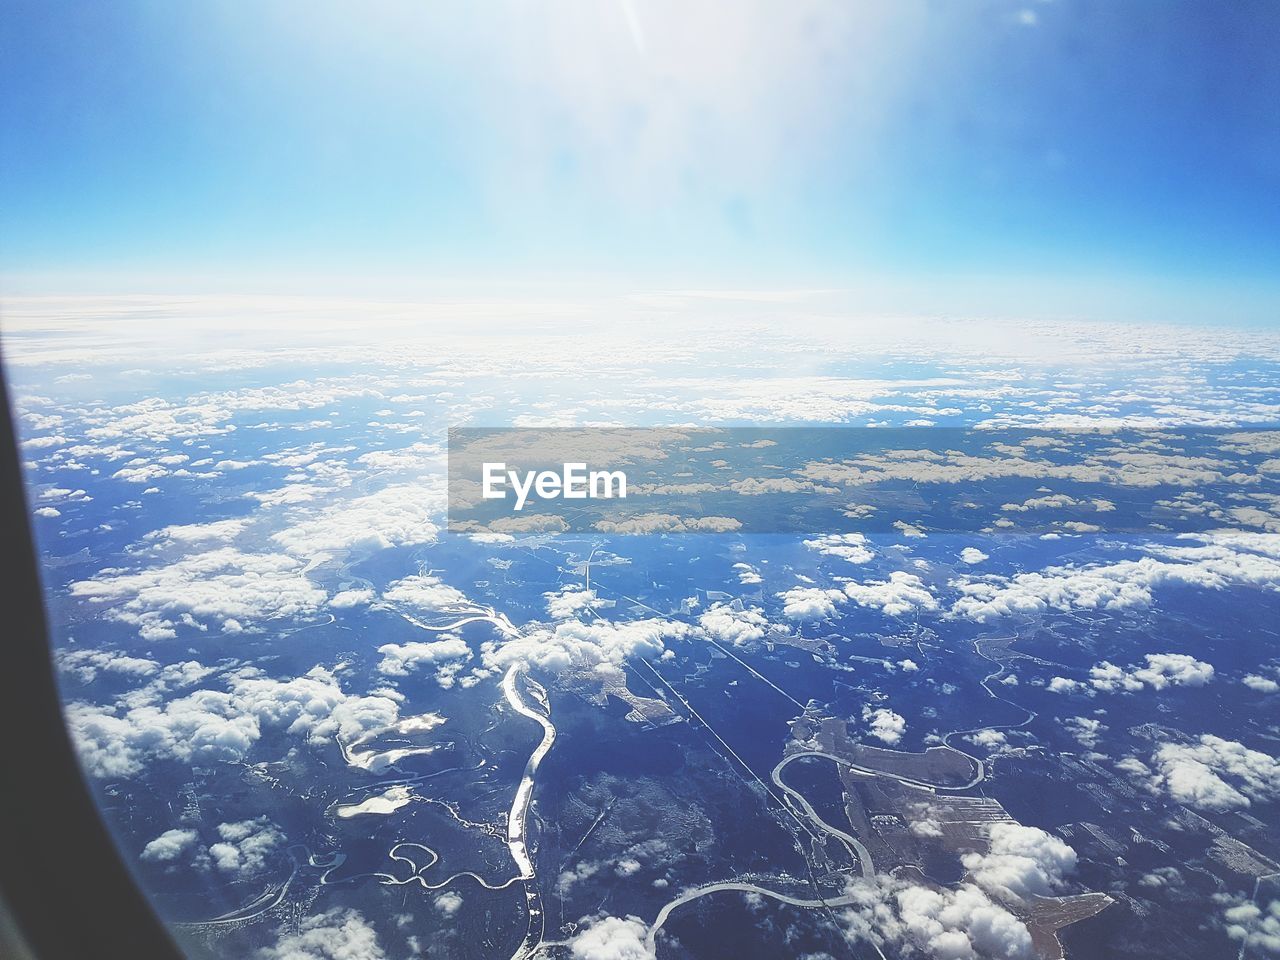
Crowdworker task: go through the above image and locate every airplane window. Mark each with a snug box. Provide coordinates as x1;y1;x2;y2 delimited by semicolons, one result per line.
3;4;1279;960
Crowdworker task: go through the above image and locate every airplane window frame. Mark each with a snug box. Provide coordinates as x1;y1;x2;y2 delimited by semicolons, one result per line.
0;358;185;960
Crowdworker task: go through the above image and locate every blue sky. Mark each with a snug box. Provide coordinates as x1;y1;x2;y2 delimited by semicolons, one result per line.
1;1;1277;322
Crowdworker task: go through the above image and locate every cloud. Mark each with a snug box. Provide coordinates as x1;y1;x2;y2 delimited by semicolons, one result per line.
478;514;570;535
1146;735;1280;811
841;875;1035;959
1001;493;1096;513
777;586;843;621
1127;653;1214;690
843;572;938;616
800;443;1240;493
962;823;1077;900
593;513;741;534
434;892;464;917
909;818;943;838
57;649;159;684
863;707;906;745
484;618;690;674
614;858;642;877
255;907;387;960
144;519;249;543
209;817;284;877
70;547;327;639
1243;673;1279;693
67;664;399;778
229;666;400;745
960;547;989;564
376;637;472;678
967;729;1007;749
67;692;259;779
1085;653;1215;693
951;540;1280;622
382;574;468;611
804;533;874;564
1064;717;1106;749
1047;677;1084;694
557;862;601;897
140;828;198;863
329;588;375;608
698;602;769;645
546;586;614;620
1221;897;1280;956
568;915;653;960
780;569;936;621
270;483;443;558
1137;867;1183;889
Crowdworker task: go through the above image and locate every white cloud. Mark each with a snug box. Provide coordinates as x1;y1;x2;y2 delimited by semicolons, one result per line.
1001;493;1085;513
230;667;399;746
1137;867;1183;889
780;570;936;621
67;692;259;779
70;547;327;639
962;823;1077;900
140;828;198;863
557;862;601;897
1222;898;1280;956
698;602;769;645
382;574;468;611
777;586;843;621
841;875;1035;959
1047;677;1084;694
209;817;283;877
376;637;472;677
546;586;614;620
1064;717;1106;749
909;818;942;838
568;915;653;960
329;588;375;608
1083;662;1143;693
968;729;1006;749
1076;653;1215;694
1127;653;1214;690
1243;673;1279;693
960;547;988;564
843;572;938;616
476;514;570;535
484;618;690;674
804;533;874;564
614;858;642;877
67;665;399;778
952;541;1280;622
255;907;387;960
593;513;741;534
57;649;159;684
1146;735;1280;811
863;707;906;745
434;892;464;917
145;519;249;543
271;483;443;558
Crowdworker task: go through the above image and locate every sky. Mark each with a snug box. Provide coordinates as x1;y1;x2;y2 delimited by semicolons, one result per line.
1;1;1278;322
